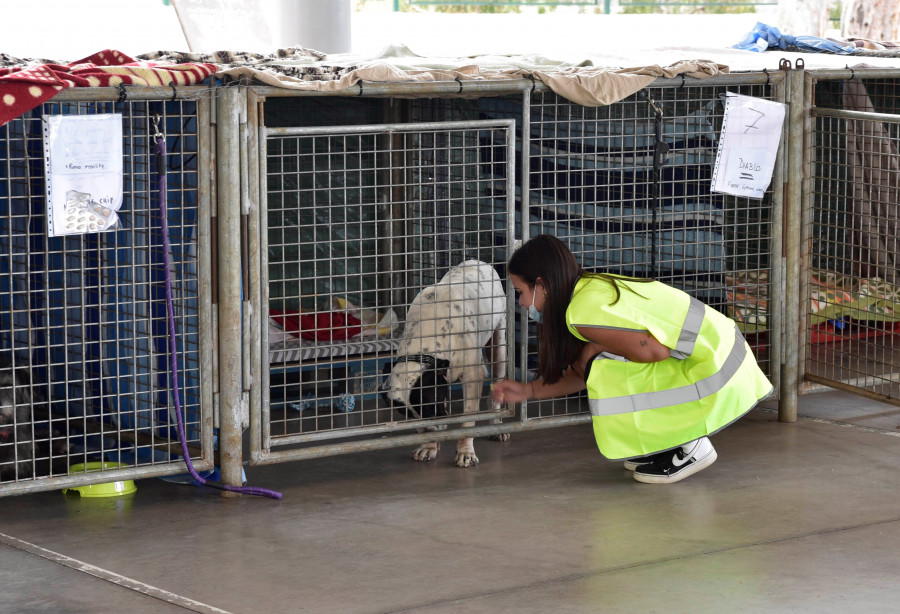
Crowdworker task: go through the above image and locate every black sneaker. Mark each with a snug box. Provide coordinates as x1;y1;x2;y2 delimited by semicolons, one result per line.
633;437;717;484
623;451;667;471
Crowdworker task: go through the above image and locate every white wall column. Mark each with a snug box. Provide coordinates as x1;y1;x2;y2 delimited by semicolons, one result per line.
271;0;352;53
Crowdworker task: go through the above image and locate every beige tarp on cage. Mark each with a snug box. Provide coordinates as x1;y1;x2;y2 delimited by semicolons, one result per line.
139;44;728;106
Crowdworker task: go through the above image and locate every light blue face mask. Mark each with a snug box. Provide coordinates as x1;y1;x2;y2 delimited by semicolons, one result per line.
528;287;542;323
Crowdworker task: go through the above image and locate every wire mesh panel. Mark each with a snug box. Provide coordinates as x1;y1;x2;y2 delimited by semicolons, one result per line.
807;74;900;404
518;81;781;420
258;119;515;461
0;92;211;495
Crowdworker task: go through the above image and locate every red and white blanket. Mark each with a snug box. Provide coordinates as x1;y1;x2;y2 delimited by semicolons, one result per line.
0;49;217;127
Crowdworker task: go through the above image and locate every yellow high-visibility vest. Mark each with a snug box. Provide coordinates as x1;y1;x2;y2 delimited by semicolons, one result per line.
566;276;773;460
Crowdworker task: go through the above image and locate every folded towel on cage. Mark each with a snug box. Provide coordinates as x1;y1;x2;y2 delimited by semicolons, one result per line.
0;49;217;128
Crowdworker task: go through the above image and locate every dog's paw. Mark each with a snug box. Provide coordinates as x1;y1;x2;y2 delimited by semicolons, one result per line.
411;443;439;462
488;418;510;442
454;451;480;468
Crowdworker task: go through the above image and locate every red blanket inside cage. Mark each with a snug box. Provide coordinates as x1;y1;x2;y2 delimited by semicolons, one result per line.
269;309;363;342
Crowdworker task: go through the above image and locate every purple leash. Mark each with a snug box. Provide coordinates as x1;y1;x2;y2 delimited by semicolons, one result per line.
154;120;281;499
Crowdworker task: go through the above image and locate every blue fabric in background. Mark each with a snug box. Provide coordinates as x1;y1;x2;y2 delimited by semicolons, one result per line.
734;22;858;54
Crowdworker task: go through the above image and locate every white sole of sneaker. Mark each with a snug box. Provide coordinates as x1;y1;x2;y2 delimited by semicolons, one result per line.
632;448;718;484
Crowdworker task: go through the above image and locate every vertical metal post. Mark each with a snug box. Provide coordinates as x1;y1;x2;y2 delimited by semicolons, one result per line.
209;91;221;434
239;92;253;442
197;96;216;463
246;90;263;460
216;87;245;493
520;89;531;422
797;70;814;391
780;66;804;423
768;75;786;398
504;121;517;388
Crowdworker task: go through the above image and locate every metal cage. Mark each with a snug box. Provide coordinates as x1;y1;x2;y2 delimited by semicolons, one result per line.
0;88;215;496
16;67;900;494
249;111;518;465
519;79;784;421
243;72;784;468
803;69;900;406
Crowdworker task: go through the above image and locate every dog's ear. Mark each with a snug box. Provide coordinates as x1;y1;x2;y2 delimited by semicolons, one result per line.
381;361;417;418
414;369;450;419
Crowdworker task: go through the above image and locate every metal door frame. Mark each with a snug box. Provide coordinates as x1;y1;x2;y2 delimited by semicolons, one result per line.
801;68;900;407
248;104;519;464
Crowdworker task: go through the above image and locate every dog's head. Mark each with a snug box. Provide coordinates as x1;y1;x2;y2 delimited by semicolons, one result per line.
381;355;450;420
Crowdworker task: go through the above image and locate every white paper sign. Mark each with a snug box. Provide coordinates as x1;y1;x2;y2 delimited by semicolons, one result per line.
42;114;123;237
710;94;786;200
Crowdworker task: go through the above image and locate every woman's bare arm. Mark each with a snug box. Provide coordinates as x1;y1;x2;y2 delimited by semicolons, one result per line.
574;326;669;363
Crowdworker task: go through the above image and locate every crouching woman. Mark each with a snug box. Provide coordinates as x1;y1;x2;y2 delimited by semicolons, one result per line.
492;234;773;484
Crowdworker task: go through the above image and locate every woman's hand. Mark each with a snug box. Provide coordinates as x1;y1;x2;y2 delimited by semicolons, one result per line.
492;379;532;404
494;370;588;404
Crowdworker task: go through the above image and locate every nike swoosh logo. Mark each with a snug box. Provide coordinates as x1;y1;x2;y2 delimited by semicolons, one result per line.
671;452;691;467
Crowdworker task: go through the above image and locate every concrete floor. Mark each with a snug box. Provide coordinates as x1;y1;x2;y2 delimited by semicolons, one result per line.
3;390;900;614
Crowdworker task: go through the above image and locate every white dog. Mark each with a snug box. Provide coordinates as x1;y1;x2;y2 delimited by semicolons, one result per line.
382;260;507;467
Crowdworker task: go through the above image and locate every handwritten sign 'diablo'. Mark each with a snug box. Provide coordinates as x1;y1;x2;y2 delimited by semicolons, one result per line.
710;94;786;200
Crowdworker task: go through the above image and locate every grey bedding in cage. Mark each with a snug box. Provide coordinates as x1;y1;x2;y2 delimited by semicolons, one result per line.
526;198;725;272
519;195;725;305
481;99;726;298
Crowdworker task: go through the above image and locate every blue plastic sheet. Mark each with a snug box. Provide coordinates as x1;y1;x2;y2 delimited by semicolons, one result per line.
733;22;857;54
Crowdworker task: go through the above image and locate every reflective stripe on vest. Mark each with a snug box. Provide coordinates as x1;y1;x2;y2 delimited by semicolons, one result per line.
574;296;705;361
672;296;705;358
588;324;747;416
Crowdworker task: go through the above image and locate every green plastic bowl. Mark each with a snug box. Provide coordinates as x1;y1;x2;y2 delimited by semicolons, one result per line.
63;462;137;498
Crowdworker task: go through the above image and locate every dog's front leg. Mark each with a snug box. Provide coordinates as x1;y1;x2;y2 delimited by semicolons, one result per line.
454;375;482;468
411;425;445;462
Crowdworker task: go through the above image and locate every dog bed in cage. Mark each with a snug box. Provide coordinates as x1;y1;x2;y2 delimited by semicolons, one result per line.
266;298;401;411
267;327;402;365
268;297;400;362
726;269;900;342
